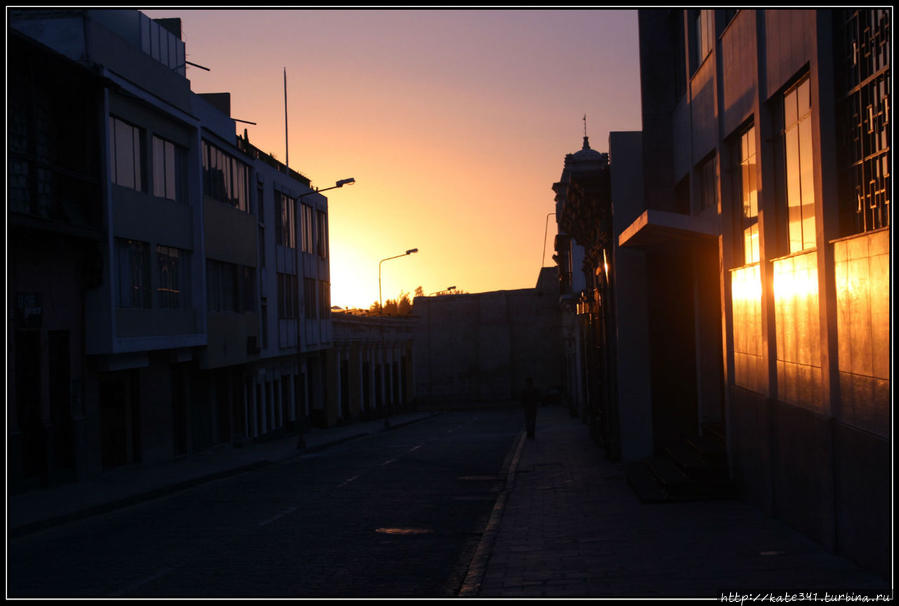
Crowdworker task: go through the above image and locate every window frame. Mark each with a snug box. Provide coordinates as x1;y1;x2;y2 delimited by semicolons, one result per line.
109;116;145;192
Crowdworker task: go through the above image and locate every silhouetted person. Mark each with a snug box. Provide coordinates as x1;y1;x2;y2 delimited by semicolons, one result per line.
521;377;540;439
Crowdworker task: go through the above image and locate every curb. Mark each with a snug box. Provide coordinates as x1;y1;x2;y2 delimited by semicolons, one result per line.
457;430;527;597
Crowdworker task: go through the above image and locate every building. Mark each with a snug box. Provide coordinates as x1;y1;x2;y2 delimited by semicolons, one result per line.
331;311;417;424
8;9;339;491
621;9;890;577
413;268;563;406
8;27;105;490
552;132;623;456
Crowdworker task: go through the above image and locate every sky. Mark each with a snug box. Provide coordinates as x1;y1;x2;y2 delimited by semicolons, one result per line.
143;8;643;310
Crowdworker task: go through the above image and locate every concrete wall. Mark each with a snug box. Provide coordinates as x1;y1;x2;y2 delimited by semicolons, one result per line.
414;274;563;404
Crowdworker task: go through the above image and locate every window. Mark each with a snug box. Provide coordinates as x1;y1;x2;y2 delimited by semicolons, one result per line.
276;192;296;248
202;140;249;211
157;245;188;309
691;9;715;72
300;203;315;254
152;136;183;201
116;239;151;308
697;155;717;212
735;126;759;265
304;278;317;319
836;9;891;235
278;273;299;319
109;116;144;191
316;210;328;257
260;297;268;349
319;280;331;317
207;260;255;312
782;77;816;253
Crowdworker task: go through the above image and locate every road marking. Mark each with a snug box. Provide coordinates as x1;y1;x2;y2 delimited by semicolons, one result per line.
338;475;359;488
380;458;397;466
408;444;423;452
108;566;176;597
258;506;297;527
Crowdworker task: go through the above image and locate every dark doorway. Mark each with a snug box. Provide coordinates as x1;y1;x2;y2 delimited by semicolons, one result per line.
647;246;699;451
99;370;140;469
48;330;75;479
172;365;188;456
15;329;46;485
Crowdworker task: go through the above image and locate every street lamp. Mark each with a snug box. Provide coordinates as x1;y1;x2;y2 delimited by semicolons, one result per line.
430;285;456;295
378;248;418;311
298;177;355;200
296;177;355;450
377;247;418;428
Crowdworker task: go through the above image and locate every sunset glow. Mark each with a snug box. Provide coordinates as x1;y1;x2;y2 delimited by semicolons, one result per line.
143;9;643;309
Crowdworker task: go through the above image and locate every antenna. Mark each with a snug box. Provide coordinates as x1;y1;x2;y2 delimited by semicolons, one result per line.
284;68;289;171
583;113;587;138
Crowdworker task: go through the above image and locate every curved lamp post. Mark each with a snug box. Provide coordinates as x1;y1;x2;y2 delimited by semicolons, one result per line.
378;248;418;311
296;177;355;450
378;247;418;428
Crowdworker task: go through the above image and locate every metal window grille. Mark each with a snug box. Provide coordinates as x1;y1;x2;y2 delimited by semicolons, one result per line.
837;9;891;234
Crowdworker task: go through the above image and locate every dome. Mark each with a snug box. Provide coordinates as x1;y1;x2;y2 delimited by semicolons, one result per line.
565;136;607;169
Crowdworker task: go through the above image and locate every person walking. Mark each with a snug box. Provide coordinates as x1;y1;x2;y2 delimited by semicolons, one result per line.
521;377;540;439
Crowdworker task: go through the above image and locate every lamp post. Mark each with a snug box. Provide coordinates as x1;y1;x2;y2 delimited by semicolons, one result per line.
378;247;418;428
378;248;418;312
296;178;355;450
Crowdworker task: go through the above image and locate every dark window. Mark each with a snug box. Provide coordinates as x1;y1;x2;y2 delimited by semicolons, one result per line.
276;192;296;248
316;210;328;257
157;245;188;309
689;9;715;73
304;277;317;319
109;116;144;192
152;135;183;201
278;273;298;319
697;154;717;213
202;140;249;211
116;239;151;308
207;260;254;312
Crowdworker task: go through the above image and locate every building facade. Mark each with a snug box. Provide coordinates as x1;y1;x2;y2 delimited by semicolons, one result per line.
623;9;891;577
8;9;339;492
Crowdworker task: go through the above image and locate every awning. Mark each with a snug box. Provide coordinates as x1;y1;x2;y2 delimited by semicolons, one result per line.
618;209;719;249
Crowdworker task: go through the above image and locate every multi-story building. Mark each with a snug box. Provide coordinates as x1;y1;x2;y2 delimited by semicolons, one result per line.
8;9;339;490
8;27;105;490
619;9;890;577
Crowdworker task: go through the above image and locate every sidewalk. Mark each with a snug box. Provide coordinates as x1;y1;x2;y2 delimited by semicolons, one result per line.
469;406;891;598
8;411;438;539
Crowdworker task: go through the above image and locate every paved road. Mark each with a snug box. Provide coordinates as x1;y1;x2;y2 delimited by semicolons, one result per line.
8;410;522;598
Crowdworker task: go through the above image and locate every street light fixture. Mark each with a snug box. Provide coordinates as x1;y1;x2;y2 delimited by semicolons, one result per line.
295;177;355;450
298;177;355;201
430;285;456;295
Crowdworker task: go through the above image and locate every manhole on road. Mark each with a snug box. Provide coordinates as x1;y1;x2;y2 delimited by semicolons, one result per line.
375;527;434;535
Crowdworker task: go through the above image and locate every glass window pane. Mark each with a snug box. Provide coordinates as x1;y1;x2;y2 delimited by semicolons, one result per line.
115;119;134;188
165;141;176;200
153;137;165;197
133;128;142;192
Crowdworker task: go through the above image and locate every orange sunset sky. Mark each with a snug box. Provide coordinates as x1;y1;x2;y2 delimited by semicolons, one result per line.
143;8;643;310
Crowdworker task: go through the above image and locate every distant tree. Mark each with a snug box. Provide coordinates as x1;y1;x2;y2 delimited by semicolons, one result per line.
414;285;424;298
397;292;413;315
